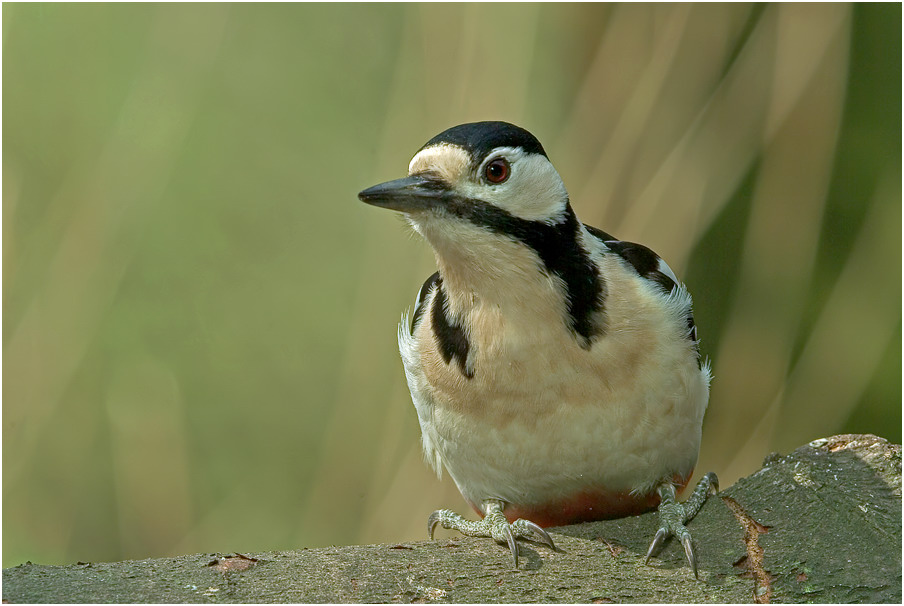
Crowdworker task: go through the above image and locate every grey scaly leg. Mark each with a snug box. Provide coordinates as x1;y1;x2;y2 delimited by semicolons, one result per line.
645;472;719;578
427;499;556;567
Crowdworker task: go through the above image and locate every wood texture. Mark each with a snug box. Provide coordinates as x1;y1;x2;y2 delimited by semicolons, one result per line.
3;434;900;603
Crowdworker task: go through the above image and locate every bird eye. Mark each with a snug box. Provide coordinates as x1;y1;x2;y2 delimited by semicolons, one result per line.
484;158;510;184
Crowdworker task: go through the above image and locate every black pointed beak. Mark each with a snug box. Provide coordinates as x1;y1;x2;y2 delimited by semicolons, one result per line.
358;174;449;213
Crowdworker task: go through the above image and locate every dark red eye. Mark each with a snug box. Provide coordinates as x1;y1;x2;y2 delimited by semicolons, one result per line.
484;158;510;184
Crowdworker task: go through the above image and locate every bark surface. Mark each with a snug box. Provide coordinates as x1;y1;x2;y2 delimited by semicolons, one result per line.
3;434;900;603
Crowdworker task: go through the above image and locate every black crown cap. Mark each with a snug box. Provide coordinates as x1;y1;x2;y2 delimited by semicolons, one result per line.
420;121;547;162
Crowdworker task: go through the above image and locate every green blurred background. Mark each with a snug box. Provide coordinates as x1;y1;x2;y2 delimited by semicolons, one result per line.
3;3;900;567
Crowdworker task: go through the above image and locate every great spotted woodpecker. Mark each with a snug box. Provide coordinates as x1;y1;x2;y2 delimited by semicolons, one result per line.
359;121;717;574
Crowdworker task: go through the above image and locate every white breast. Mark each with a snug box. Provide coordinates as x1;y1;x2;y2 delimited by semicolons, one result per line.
398;254;710;511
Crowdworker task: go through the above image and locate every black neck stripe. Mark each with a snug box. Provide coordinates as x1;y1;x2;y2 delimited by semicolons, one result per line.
442;198;605;345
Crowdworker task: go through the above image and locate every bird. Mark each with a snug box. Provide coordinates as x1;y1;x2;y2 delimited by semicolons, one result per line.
358;121;717;575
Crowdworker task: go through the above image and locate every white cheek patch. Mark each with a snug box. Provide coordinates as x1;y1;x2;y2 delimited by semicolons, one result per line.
507;155;569;222
408;145;569;224
408;144;471;184
461;152;569;223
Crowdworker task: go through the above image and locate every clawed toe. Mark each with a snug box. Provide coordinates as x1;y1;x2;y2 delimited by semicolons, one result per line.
500;523;519;566
427;500;556;567
680;532;697;578
644;526;669;561
426;509;448;540
645;473;718;579
646;501;700;578
512;518;556;551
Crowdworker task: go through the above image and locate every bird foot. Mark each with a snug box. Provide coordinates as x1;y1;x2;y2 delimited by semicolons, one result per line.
645;472;719;579
428;499;556;567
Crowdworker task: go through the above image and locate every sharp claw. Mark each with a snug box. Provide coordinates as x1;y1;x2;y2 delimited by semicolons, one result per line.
706;472;720;494
681;533;698;579
523;520;557;551
427;511;441;540
645;527;668;563
425;503;554;567
502;523;519;568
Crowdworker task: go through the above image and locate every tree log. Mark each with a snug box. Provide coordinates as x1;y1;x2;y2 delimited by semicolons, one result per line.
3;434;900;603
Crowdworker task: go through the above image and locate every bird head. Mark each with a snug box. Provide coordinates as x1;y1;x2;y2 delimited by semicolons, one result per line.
360;122;605;345
358;122;570;245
